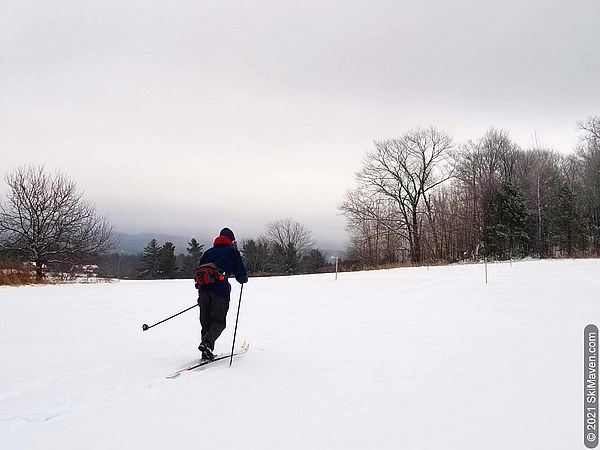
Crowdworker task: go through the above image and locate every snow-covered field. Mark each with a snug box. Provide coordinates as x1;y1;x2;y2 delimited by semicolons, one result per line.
1;259;599;450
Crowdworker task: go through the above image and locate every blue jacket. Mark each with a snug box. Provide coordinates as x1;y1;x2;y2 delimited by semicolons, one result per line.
198;235;247;299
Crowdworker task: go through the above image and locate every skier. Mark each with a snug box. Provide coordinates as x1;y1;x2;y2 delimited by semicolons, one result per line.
197;227;247;361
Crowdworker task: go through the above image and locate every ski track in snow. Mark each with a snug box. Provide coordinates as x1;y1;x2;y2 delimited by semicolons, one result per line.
1;259;599;449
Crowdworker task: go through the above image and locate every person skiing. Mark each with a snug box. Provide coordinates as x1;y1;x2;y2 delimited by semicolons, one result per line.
196;227;247;361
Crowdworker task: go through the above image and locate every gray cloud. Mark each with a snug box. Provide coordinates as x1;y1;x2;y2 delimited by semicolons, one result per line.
2;0;599;247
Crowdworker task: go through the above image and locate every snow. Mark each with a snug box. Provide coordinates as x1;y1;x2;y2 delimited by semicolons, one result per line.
1;259;599;449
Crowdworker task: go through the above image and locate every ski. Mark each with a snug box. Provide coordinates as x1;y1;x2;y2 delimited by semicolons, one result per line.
166;341;249;379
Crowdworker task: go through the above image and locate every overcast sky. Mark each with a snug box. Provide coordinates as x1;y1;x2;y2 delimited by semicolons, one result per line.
2;0;599;248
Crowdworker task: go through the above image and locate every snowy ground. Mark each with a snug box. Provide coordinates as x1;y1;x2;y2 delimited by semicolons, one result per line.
1;259;599;450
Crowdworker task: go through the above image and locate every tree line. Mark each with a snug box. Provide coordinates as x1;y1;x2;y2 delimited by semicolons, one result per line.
0;166;331;281
239;218;330;275
98;238;204;279
340;116;600;266
3;115;598;282
97;219;332;279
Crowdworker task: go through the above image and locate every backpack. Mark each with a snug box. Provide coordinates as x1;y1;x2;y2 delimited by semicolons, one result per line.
194;263;225;287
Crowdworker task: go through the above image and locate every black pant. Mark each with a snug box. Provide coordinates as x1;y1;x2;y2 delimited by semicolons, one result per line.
198;290;230;350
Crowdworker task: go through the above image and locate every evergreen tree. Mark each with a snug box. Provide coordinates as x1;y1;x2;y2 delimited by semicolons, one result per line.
139;239;160;279
241;238;270;274
187;238;204;262
269;242;303;274
284;242;300;274
301;249;327;273
175;253;186;278
552;185;586;256
180;238;204;278
484;181;529;259
269;243;286;274
241;239;258;272
157;242;177;278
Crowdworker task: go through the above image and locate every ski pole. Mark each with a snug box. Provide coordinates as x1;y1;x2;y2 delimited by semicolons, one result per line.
142;304;198;331
229;284;244;367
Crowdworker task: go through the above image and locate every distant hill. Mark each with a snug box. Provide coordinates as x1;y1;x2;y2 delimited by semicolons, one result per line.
114;232;212;255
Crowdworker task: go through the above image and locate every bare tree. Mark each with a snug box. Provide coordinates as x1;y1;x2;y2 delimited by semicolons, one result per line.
512;147;564;256
0;166;116;279
453;128;522;258
422;184;467;262
339;187;407;265
264;218;314;274
578;116;600;144
576;116;600;253
359;127;454;264
342;119;599;265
